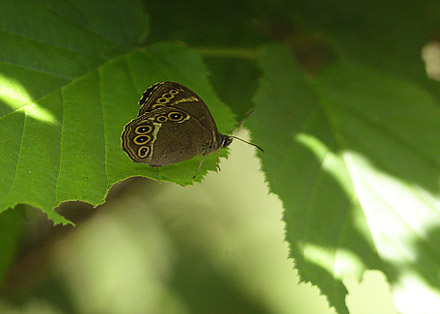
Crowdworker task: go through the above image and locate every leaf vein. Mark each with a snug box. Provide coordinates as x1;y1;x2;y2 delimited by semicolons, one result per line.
6;111;27;199
123;55;141;95
0;28;104;60
0;60;72;80
55;90;66;203
97;69;109;187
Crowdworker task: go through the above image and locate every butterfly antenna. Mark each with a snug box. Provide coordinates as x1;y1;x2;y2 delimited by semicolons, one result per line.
230;135;264;153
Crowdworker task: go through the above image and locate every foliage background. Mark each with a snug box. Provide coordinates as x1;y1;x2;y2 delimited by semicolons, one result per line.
0;131;396;314
1;0;440;313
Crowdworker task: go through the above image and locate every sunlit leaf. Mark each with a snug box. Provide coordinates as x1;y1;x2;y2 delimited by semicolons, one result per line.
248;44;440;314
0;0;235;224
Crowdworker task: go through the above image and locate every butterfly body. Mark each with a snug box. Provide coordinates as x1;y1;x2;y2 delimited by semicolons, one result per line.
122;81;232;167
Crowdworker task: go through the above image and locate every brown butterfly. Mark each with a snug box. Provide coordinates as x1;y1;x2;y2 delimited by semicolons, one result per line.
121;81;262;177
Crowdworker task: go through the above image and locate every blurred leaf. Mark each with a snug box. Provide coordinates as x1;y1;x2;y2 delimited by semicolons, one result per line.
0;206;24;285
289;0;440;92
143;0;265;120
248;44;440;313
205;57;259;122
46;182;278;314
317;62;440;314
0;0;235;224
144;0;264;47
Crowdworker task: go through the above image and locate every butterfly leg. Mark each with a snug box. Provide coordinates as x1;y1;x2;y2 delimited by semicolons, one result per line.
157;166;162;183
193;154;206;179
216;147;221;172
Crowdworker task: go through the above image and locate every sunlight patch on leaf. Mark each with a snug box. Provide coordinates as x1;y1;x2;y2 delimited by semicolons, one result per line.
296;133;328;157
422;41;440;81
343;148;440;311
304;243;364;280
297;133;355;197
344;150;440;261
334;249;365;278
0;74;58;124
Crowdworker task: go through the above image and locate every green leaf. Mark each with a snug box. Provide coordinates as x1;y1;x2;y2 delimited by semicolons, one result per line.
0;0;235;224
205;57;259;122
289;0;440;101
145;0;264;47
290;0;435;76
248;44;440;313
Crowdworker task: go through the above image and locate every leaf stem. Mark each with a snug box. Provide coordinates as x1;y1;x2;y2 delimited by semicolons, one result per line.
194;47;261;60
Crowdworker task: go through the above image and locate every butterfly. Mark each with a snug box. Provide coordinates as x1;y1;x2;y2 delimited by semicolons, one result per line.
121;81;262;177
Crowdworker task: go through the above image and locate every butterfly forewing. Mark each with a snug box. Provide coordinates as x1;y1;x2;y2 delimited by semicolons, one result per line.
137;82;218;140
137;81;166;112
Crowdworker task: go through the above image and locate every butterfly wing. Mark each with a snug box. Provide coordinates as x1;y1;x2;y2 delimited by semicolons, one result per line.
137;81;220;144
137;81;168;114
122;107;214;166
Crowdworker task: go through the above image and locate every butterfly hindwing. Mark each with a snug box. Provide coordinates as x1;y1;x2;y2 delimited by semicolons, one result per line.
122;106;214;166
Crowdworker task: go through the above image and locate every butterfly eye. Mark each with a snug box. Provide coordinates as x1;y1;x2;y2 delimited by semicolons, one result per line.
133;135;152;145
168;112;184;122
135;125;152;134
137;146;150;158
156;115;168;123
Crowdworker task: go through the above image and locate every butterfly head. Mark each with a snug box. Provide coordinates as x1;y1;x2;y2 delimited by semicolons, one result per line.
221;134;233;148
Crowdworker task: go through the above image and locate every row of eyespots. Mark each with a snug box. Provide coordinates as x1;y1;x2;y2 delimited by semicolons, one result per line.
138;82;164;105
151;89;181;109
133;125;153;158
155;111;185;123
